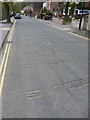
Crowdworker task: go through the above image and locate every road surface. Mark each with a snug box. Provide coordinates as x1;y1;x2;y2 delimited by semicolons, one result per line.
2;16;88;118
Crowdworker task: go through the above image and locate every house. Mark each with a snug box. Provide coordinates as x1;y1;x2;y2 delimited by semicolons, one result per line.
45;1;59;11
33;2;43;14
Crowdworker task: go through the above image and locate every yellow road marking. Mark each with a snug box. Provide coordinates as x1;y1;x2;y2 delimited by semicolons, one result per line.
0;20;16;74
0;43;11;96
64;28;71;31
0;29;13;74
0;44;9;74
1;28;10;31
67;31;89;40
37;19;89;40
51;26;89;40
0;20;16;96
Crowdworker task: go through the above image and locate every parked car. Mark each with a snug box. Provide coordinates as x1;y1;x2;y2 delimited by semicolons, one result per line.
78;10;89;15
10;13;16;18
15;13;21;19
44;15;52;20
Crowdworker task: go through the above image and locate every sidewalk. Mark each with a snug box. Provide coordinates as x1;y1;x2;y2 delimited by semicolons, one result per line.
0;17;15;48
0;17;15;67
37;17;88;38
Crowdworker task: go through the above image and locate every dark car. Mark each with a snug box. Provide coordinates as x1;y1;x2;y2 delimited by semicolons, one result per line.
15;13;21;19
44;15;52;20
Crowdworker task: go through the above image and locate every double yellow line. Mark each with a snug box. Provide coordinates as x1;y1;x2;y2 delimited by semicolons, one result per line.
0;20;16;96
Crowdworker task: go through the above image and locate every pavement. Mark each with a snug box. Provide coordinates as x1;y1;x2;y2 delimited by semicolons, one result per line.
0;17;15;48
0;17;15;67
1;16;88;118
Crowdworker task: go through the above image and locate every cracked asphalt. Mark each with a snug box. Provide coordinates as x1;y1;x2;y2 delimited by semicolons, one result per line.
2;16;88;118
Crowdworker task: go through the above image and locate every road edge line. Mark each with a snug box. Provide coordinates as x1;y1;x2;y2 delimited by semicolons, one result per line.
0;20;16;96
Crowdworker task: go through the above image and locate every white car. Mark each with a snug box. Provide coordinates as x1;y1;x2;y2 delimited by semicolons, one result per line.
74;9;90;15
78;10;89;15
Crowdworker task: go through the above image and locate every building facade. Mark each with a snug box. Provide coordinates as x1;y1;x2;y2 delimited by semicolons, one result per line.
45;1;59;11
34;2;43;14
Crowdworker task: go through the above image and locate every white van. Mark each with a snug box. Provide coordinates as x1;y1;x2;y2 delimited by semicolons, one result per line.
74;9;90;15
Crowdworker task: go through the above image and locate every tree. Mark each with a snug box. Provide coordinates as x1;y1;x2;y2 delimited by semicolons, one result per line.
3;2;11;22
69;2;77;16
42;7;47;13
0;2;2;21
13;2;22;13
58;2;65;16
65;2;69;16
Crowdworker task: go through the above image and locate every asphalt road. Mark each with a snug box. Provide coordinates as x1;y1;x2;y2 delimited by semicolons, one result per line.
2;16;88;118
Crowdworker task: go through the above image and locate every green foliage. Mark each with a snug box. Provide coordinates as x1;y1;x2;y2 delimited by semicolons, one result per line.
2;2;11;22
13;2;22;13
42;7;52;15
42;7;47;13
69;2;77;15
64;18;72;22
8;2;13;13
62;16;72;25
65;2;69;16
62;15;72;24
46;10;52;15
76;2;83;9
75;2;90;10
37;7;52;19
1;2;27;22
83;7;90;10
0;2;2;21
37;13;42;18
